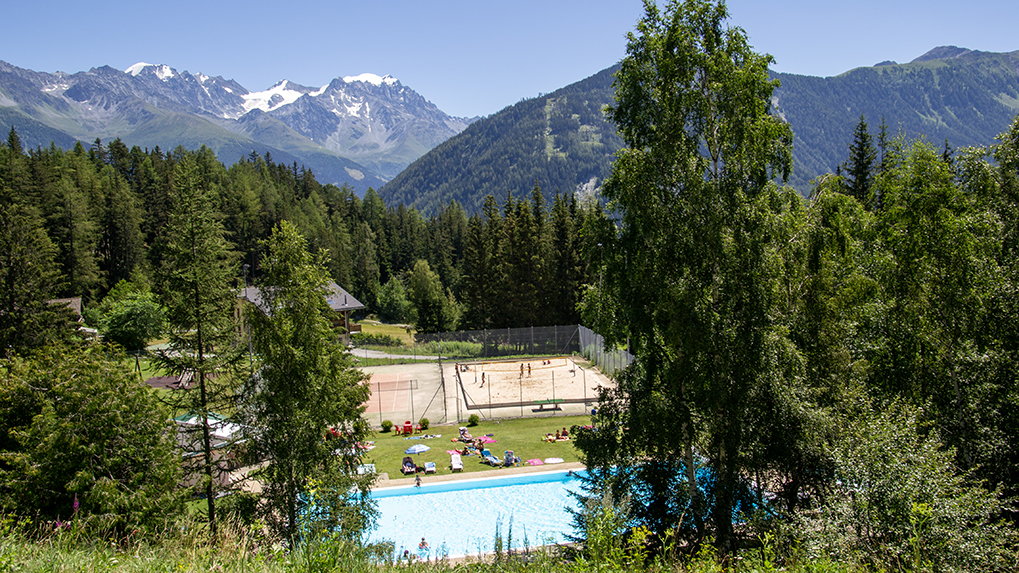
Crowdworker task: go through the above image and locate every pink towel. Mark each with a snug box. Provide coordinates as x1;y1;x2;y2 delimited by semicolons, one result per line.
446;449;462;455
479;436;496;444
527;458;543;466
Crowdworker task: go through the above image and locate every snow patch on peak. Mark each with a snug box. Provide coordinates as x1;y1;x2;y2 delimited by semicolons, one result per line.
154;65;175;81
343;73;398;86
242;79;306;114
125;62;152;76
124;62;175;81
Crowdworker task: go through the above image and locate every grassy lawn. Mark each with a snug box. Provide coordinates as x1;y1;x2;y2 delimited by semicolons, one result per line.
362;415;589;479
358;320;415;345
134;356;162;381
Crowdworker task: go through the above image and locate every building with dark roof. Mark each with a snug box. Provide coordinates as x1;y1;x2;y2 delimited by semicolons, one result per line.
237;281;364;345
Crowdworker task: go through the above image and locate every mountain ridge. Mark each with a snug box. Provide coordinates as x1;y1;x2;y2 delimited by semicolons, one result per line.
0;59;476;191
4;46;1018;208
380;46;1019;215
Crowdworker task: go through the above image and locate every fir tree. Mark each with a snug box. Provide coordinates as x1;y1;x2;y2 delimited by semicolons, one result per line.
845;114;877;208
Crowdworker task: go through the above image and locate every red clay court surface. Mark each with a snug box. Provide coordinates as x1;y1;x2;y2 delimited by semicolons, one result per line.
363;371;416;414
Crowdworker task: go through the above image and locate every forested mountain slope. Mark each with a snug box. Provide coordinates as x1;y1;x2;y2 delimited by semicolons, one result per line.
774;47;1019;189
379;66;623;215
382;47;1019;214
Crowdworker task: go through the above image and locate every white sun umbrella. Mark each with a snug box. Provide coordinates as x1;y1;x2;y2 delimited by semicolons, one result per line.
404;443;431;465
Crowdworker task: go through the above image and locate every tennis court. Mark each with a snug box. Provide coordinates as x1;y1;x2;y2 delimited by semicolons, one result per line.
363;371;418;415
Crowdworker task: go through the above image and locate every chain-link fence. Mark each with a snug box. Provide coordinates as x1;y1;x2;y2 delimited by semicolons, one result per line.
416;324;633;377
415;325;583;359
578;325;634;377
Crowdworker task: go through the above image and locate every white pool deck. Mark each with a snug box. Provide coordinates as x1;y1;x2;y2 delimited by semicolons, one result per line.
372;461;586;489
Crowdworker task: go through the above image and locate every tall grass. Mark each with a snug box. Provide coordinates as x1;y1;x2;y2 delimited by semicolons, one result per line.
0;515;883;573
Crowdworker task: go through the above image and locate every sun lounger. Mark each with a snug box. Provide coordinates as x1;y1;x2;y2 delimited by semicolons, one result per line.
450;453;463;472
481;448;502;466
401;456;417;475
424;461;436;474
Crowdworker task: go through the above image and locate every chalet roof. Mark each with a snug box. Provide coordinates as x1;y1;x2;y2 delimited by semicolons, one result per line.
238;281;364;315
323;281;365;312
48;296;83;318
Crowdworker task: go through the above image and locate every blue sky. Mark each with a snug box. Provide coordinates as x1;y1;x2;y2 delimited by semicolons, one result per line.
4;0;1017;118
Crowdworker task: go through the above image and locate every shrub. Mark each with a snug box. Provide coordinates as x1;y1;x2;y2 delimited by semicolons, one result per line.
418;418;429;431
798;402;1013;571
0;344;184;536
94;280;165;351
468;414;480;427
381;420;393;433
351;333;403;347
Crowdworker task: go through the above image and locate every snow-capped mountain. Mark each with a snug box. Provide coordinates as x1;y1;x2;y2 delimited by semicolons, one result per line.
259;73;474;178
0;60;477;190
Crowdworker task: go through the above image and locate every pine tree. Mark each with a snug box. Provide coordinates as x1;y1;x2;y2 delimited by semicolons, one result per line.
97;166;146;289
0;133;73;353
50;174;101;301
548;193;583;325
154;153;241;538
461;195;505;329
877;116;890;174
845;114;877;208
350;221;380;311
0;196;72;354
460;214;491;330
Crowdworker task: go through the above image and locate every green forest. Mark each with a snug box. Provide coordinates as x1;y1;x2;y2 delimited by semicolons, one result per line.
3;0;1019;571
0;131;610;351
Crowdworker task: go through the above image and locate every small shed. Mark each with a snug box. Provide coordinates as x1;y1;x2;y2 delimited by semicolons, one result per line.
323;281;365;345
173;412;244;491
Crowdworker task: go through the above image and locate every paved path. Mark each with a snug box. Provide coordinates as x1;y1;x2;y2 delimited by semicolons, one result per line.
350;347;448;361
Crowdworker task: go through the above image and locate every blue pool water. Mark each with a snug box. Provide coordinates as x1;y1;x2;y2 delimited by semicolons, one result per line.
365;470;583;558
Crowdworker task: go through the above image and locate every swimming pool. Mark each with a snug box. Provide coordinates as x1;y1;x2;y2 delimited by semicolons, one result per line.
365;469;584;559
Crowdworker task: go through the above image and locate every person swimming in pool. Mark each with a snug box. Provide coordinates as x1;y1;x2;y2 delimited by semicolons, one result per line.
418;537;430;561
